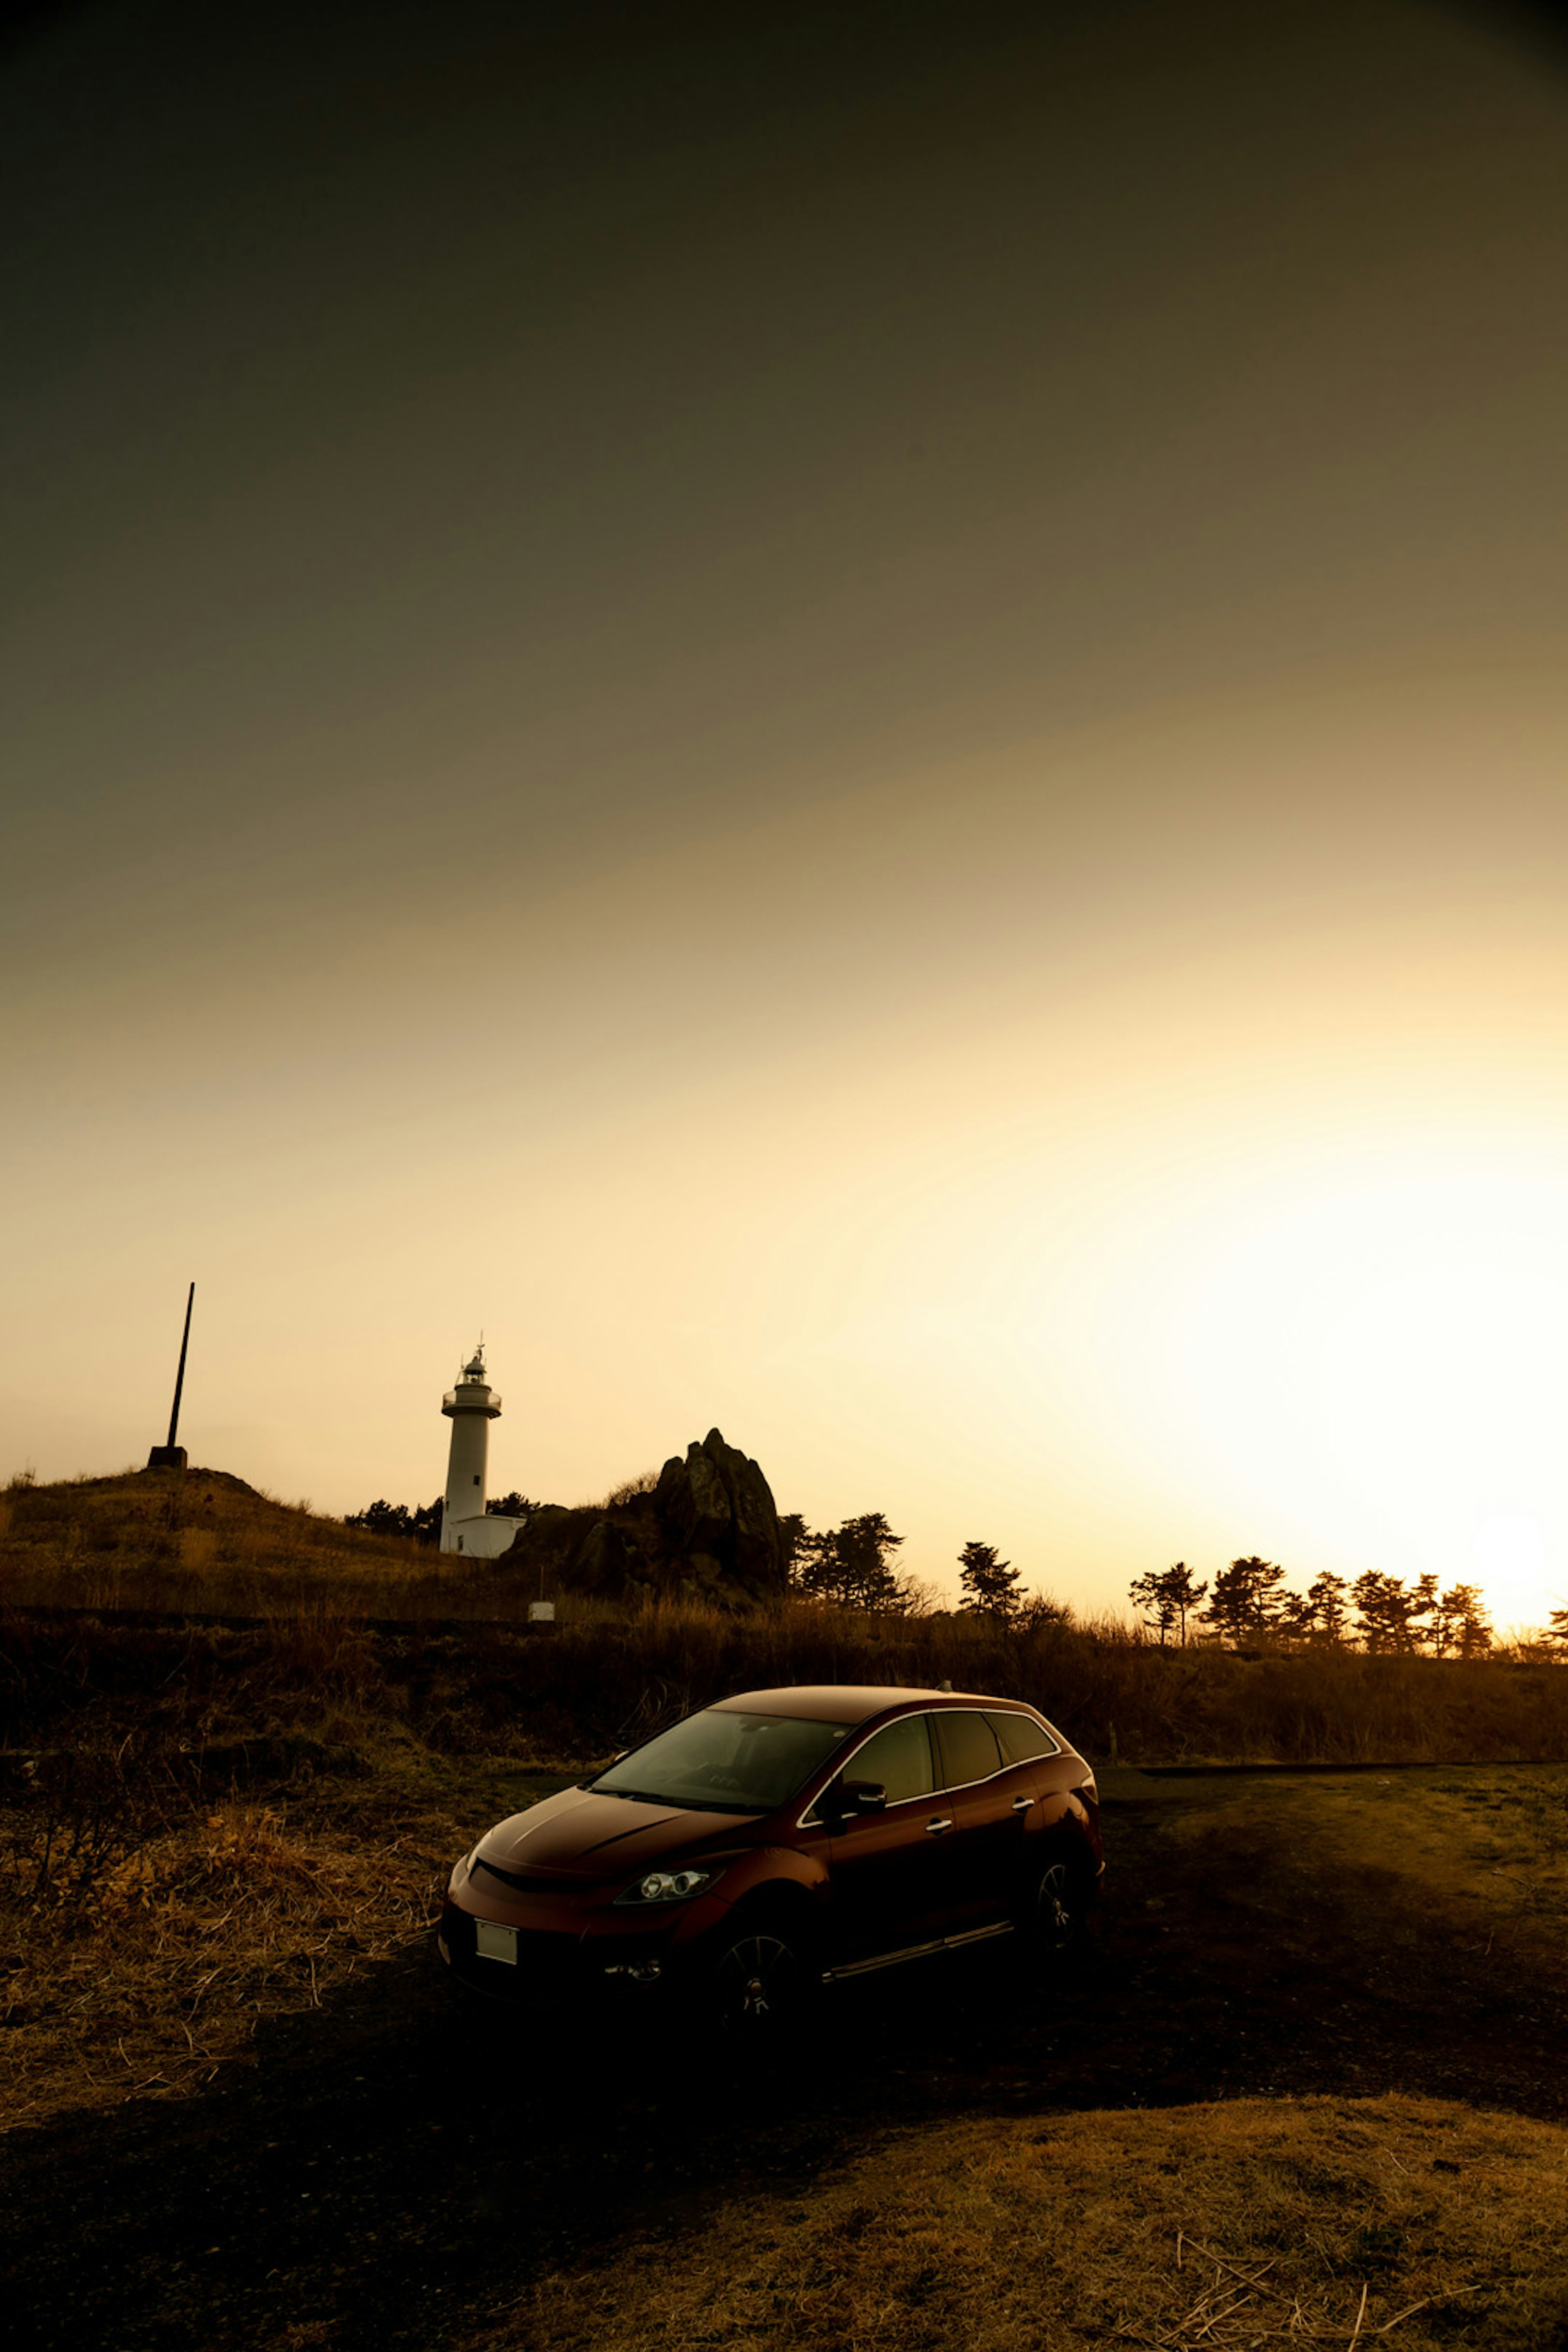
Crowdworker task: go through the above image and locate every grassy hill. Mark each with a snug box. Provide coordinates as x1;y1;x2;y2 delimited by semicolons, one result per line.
0;1467;491;1617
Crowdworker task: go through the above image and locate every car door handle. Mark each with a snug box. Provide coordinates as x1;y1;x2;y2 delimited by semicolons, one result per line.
925;1817;953;1834
1011;1795;1034;1812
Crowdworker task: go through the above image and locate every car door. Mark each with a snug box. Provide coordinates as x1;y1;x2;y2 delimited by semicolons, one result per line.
987;1708;1099;1866
931;1708;1040;1928
986;1707;1078;1833
820;1712;963;1962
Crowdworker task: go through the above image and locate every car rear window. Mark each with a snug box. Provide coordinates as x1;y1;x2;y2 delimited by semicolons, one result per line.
987;1710;1059;1764
933;1709;1003;1789
837;1713;935;1806
590;1709;851;1813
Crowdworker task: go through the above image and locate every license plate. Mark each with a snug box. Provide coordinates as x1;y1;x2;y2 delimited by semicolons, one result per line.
474;1920;518;1965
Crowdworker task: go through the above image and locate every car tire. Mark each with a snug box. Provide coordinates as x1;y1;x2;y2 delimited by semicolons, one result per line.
703;1919;821;2049
1024;1851;1091;1958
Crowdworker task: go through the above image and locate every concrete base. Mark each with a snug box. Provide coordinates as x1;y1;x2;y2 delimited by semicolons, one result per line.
145;1445;188;1471
441;1511;528;1558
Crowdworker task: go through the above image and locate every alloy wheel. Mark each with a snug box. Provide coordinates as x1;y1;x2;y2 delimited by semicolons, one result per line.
1034;1861;1080;1953
712;1931;804;2039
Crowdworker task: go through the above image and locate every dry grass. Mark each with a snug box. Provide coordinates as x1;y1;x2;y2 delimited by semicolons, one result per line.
491;1601;1568;1766
0;1720;576;2136
6;1704;1568;2345
0;1791;432;2131
490;2095;1568;2352
1142;1767;1568;1977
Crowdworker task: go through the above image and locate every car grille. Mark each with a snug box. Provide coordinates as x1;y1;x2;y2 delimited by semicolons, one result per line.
472;1858;578;1896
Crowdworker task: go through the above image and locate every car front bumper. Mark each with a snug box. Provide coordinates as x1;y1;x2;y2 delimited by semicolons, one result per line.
438;1874;732;2003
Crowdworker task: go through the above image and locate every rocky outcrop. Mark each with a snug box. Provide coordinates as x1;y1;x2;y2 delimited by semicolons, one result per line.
653;1430;784;1599
498;1429;786;1608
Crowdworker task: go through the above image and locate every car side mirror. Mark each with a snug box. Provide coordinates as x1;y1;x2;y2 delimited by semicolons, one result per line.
840;1779;887;1815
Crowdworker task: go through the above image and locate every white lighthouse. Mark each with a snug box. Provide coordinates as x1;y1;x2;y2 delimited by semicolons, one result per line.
440;1345;529;1557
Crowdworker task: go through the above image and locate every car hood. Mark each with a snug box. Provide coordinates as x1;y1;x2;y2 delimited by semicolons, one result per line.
476;1785;762;1879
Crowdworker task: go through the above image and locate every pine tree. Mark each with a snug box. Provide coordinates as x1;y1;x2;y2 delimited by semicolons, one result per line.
958;1540;1024;1620
1128;1568;1178;1643
344;1496;444;1546
1350;1570;1434;1652
1129;1561;1208;1645
487;1490;539;1519
791;1524;840;1601
1296;1571;1352;1644
792;1515;909;1611
835;1514;907;1611
777;1513;809;1584
1432;1582;1492;1657
1201;1556;1287;1645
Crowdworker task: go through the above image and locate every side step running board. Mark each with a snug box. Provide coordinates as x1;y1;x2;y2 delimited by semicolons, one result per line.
822;1919;1015;1983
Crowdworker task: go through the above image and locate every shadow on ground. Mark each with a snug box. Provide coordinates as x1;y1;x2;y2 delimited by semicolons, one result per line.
6;1780;1566;2351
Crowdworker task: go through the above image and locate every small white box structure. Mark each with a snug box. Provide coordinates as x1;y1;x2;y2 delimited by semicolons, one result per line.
529;1601;556;1623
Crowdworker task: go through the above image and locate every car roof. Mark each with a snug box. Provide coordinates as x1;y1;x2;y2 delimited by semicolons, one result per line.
710;1684;1040;1726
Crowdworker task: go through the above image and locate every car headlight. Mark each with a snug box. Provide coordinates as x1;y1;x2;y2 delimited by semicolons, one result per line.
613;1867;715;1906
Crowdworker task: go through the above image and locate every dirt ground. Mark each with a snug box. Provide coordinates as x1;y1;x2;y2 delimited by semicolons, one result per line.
5;1763;1568;2351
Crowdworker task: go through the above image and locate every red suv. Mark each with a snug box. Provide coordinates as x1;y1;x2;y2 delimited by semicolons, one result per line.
439;1684;1102;2038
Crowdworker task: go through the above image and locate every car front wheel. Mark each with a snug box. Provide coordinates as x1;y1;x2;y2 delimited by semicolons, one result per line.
706;1924;818;2047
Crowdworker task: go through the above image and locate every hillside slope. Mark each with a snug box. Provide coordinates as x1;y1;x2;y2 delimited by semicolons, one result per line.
0;1469;479;1616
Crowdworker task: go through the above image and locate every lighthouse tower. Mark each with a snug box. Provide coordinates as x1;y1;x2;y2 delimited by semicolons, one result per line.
439;1345;529;1558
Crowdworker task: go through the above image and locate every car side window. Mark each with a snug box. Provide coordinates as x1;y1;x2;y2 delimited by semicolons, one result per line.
987;1710;1060;1764
839;1713;936;1806
933;1709;1002;1790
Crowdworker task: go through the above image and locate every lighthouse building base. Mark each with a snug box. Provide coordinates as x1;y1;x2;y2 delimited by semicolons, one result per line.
441;1512;528;1559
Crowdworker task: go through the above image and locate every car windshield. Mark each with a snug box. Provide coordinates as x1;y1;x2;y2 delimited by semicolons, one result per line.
591;1709;852;1813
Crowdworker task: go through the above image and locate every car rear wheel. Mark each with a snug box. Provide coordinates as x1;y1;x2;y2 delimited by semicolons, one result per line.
707;1924;818;2047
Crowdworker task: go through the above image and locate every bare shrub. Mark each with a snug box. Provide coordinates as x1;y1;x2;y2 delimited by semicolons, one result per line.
595;1470;662;1509
0;1734;195;1908
447;1599;1568;1767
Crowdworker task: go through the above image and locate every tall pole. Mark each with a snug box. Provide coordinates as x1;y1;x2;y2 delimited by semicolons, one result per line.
167;1281;194;1450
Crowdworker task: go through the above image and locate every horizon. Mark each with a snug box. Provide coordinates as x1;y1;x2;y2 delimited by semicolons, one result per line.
8;1;1568;1623
8;1449;1561;1646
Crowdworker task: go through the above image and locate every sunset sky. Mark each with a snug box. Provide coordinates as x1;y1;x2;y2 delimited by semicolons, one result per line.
7;0;1568;1621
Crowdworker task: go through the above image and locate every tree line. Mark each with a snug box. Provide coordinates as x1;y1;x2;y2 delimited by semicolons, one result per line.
782;1521;1064;1624
344;1489;1532;1656
345;1492;536;1544
781;1513;915;1611
1127;1557;1496;1655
